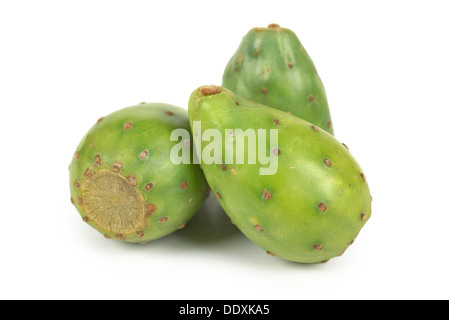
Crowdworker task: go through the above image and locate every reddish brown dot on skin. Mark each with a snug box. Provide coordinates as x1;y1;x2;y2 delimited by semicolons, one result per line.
97;117;104;123
95;154;102;164
287;62;293;69
235;101;240;106
318;202;328;212
178;224;186;230
234;66;238;72
262;87;268;94
104;234;110;239
263;190;272;200
70;198;74;204
126;175;137;187
266;251;275;256
84;168;93;178
255;224;264;232
231;167;236;175
74;181;80;188
221;164;227;171
145;204;157;217
311;125;320;132
76;197;83;205
113;162;123;172
250;100;257;104
180;181;189;190
273;119;280;125
75;151;80;160
272;148;281;156
342;143;349;150
137;231;144;238
140;150;149;160
216;192;222;199
159;217;168;223
350;240;355;245
324;158;332;168
313;245;323;251
321;260;330;264
254;49;260;57
145;183;154;191
124;122;133;130
308;95;315;102
82;217;89;223
165;111;174;116
116;234;126;240
361;213;366;222
361;173;366;183
328;121;333;129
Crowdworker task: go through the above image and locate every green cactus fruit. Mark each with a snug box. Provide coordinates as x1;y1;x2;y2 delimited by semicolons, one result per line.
223;23;334;135
69;103;209;243
188;86;371;263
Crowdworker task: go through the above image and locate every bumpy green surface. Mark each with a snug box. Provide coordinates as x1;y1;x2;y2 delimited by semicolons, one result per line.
69;103;209;243
223;24;334;135
189;86;371;263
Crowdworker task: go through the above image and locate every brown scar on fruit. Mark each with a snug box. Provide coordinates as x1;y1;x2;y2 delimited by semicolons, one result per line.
165;110;174;116
216;192;222;199
136;231;144;238
95;154;102;164
321;260;329;264
266;251;275;256
116;234;126;241
221;164;227;171
318;202;328;212
361;173;366;183
263;190;272;200
113;162;123;172
230;167;236;175
145;183;154;191
126;175;137;187
84;168;93;178
328;121;333;129
104;234;110;239
180;181;189;190
313;245;323;251
324;158;332;168
235;101;240;106
311;125;320;132
76;196;83;205
124;122;133;130
262;87;268;94
82;217;89;223
159;217;168;223
272;148;281;156
255;224;264;232
178;224;186;230
342;143;349;150
139;102;146;105
273;119;280;125
361;213;366;222
268;23;281;30
254;49;260;57
145;204;157;217
97;117;104;123
308;95;315;102
75;151;80;159
70;198;74;204
287;61;293;69
140;150;149;160
81;171;146;235
74;181;80;188
200;85;222;96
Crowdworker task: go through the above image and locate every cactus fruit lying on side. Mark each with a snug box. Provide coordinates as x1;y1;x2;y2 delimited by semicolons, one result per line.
223;24;334;135
188;85;371;263
69;103;209;243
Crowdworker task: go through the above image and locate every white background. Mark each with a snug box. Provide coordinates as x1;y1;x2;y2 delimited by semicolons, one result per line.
1;0;448;300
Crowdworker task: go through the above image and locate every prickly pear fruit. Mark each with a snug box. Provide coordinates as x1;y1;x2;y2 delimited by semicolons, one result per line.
188;85;371;263
69;103;209;243
223;24;334;135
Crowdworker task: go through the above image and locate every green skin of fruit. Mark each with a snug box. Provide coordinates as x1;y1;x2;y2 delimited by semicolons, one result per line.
189;86;371;263
223;24;334;135
70;103;209;243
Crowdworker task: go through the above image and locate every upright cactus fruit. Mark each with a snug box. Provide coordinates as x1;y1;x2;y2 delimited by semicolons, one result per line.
189;86;371;263
223;24;334;135
69;103;209;243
